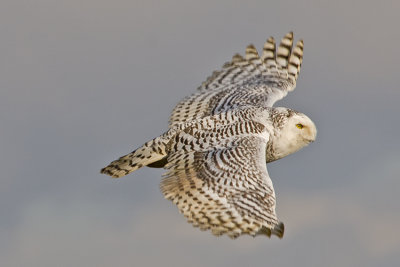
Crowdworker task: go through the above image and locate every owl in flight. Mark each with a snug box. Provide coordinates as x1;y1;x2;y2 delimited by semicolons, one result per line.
101;32;317;239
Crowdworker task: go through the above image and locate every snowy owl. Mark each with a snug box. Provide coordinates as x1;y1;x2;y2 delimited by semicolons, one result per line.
101;32;317;239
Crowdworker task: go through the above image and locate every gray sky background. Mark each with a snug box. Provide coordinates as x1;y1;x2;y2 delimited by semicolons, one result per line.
1;0;400;266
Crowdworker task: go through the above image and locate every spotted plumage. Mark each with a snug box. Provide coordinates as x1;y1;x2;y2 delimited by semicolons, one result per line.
101;32;317;239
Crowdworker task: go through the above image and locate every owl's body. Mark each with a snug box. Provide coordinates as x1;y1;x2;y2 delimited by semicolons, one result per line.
101;33;317;239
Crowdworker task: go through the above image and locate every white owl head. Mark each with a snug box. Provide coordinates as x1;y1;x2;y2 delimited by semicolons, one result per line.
266;107;317;162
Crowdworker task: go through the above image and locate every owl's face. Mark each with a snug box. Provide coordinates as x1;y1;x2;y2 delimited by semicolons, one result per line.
266;108;317;162
285;112;317;145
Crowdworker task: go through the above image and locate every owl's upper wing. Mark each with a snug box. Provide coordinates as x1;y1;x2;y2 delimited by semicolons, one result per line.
161;128;284;238
169;32;303;127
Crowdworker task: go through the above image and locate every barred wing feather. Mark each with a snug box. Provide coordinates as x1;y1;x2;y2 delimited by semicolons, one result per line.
169;32;304;127
160;135;284;238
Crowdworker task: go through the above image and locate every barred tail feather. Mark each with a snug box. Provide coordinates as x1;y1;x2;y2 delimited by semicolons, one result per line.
101;136;169;178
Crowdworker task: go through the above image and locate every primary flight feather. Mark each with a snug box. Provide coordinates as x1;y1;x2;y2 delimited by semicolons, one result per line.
101;32;317;239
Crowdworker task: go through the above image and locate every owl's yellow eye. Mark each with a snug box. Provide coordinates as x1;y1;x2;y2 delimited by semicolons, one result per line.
296;123;304;129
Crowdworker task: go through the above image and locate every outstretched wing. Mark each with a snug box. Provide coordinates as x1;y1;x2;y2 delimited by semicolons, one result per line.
169;32;303;126
161;132;284;239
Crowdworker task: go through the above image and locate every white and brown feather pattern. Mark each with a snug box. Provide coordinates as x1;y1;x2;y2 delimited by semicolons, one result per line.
100;129;175;178
102;107;266;178
161;134;283;238
101;33;315;240
100;105;315;239
169;32;304;127
162;109;284;238
171;108;267;151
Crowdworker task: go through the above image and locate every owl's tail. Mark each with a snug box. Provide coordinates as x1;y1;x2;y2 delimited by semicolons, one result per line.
100;133;170;178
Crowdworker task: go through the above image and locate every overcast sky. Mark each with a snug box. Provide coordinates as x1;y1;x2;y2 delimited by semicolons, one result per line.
1;0;400;266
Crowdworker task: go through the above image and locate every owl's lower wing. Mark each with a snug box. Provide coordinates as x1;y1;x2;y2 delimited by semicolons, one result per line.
160;135;284;239
169;32;303;126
